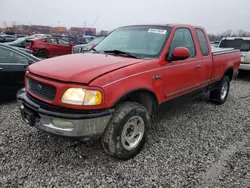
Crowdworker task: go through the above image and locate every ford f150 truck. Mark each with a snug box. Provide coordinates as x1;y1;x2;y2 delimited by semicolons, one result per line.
17;24;241;160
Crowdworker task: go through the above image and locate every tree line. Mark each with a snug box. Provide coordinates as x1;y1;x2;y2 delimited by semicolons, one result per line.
208;29;250;41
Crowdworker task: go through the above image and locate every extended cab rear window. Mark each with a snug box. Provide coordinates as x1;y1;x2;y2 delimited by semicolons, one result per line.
195;28;209;56
219;39;250;52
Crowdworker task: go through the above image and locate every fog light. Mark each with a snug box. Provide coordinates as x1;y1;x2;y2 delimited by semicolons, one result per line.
52;119;74;129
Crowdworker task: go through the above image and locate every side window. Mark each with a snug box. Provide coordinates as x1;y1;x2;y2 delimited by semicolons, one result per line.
0;36;5;42
0;48;9;63
79;38;86;43
168;28;196;58
196;29;209;56
44;38;57;44
58;39;70;45
0;48;29;64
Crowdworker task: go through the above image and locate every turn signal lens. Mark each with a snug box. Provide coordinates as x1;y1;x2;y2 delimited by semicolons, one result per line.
84;90;102;105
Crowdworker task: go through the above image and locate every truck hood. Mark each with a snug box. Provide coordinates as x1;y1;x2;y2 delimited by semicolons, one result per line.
28;53;143;84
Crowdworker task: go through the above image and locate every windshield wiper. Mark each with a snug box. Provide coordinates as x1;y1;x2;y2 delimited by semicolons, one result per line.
90;48;99;53
104;50;138;59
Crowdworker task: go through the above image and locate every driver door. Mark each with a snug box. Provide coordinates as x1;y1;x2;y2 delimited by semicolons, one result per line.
162;28;202;99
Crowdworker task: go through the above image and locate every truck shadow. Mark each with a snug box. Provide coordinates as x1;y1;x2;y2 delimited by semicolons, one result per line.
0;95;17;105
236;70;250;81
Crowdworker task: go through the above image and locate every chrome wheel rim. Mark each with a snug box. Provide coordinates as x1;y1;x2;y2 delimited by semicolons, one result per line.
121;116;145;151
221;81;228;100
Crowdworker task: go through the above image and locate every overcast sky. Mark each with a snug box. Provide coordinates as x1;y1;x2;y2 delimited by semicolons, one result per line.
1;0;249;33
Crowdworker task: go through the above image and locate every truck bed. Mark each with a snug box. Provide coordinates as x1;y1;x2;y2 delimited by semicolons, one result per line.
211;46;241;81
211;46;239;56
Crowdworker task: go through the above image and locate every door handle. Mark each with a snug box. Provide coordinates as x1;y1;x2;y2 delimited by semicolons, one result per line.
0;67;3;70
196;65;201;71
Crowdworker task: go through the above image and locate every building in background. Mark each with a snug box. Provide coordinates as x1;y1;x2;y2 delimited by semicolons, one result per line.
3;24;97;36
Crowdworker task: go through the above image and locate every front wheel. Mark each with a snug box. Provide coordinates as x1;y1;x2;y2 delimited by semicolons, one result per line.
210;76;230;105
101;102;150;160
37;49;49;58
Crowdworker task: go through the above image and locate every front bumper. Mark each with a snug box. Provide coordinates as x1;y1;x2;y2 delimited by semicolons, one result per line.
16;88;112;139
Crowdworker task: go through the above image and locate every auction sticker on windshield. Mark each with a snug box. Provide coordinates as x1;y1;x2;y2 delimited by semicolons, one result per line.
148;28;167;34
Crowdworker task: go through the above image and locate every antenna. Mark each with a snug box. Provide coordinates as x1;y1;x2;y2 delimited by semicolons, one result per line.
92;15;100;27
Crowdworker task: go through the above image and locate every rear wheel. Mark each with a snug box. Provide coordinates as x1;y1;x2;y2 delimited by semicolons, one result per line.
101;102;150;160
37;49;49;58
210;76;230;105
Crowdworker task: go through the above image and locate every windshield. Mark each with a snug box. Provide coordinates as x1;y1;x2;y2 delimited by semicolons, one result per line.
219;39;250;51
95;26;171;58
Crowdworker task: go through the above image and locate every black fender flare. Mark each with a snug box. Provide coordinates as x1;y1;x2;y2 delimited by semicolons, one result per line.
111;88;159;115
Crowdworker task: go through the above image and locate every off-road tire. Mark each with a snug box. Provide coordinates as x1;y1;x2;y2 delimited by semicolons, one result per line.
101;102;150;160
210;76;230;105
37;49;49;58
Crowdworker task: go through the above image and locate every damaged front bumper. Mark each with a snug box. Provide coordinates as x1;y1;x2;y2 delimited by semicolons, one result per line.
16;88;112;139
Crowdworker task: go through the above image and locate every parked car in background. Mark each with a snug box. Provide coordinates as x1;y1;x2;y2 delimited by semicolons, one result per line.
0;31;15;36
26;34;52;40
210;41;220;47
82;35;95;43
72;36;105;53
4;37;27;48
16;34;28;38
0;35;17;43
62;36;89;45
0;44;40;96
17;24;240;160
25;37;74;58
0;36;6;43
218;37;250;70
15;46;33;54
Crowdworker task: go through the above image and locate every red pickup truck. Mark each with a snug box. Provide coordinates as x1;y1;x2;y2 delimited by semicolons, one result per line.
17;24;240;160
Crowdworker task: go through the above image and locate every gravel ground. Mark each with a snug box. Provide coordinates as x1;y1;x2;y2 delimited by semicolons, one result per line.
0;72;250;188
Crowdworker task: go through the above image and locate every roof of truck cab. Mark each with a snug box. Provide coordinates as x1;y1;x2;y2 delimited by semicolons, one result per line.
118;24;205;29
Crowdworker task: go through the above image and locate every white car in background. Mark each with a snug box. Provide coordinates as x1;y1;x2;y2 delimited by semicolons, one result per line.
218;37;250;70
27;34;52;40
210;41;220;47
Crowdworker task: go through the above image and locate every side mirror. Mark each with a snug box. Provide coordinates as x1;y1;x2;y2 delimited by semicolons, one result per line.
167;47;190;62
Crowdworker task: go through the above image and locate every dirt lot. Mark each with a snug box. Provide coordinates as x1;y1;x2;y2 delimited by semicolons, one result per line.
0;72;250;188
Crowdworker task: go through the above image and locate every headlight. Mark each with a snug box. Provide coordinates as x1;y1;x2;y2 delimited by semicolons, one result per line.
61;88;102;106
